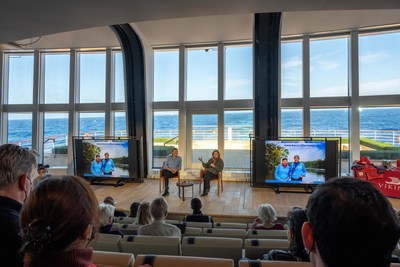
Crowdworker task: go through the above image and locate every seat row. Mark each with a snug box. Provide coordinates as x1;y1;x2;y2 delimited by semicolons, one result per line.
93;252;400;267
90;233;290;262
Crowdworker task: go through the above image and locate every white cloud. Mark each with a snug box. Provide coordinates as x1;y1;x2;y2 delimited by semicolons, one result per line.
359;50;389;64
360;79;400;95
311;55;339;71
311;85;348;97
282;57;301;69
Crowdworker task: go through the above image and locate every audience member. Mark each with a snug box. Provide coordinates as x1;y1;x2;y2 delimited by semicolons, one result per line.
136;201;152;225
138;197;181;237
32;166;49;190
251;203;284;230
129;201;141;218
161;147;182;196
98;203;124;237
182;198;214;226
103;195;127;217
0;144;36;267
20;175;98;267
283;206;302;230
302;177;400;267
263;208;309;262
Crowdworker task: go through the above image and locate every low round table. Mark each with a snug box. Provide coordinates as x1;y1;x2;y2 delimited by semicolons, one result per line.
176;181;194;201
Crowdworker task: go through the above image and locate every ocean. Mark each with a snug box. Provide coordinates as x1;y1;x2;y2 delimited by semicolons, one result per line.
7;107;400;147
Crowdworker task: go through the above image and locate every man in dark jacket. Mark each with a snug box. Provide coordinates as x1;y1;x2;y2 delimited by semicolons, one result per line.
0;144;37;267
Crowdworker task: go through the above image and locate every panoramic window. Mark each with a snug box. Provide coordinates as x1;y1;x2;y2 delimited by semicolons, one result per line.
114;51;125;103
359;107;400;164
114;111;126;137
79;112;105;137
43;112;68;167
43;53;70;103
153;110;179;168
225;45;253;100
187;47;218;101
154;50;179;102
224;110;252;169
281;41;302;99
6;53;34;104
78;52;106;103
359;32;400;96
281;109;303;137
8;113;32;149
310;37;348;97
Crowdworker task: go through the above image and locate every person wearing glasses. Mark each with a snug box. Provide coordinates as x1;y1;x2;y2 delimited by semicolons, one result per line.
0;144;37;267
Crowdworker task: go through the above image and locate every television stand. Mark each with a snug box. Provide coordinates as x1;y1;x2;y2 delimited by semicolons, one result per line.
273;184;316;194
90;178;125;187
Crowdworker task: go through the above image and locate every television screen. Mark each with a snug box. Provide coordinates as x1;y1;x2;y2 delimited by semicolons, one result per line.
264;140;326;184
73;137;143;182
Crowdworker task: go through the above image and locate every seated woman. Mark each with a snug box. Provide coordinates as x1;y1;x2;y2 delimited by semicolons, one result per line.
198;150;224;196
262;208;309;262
251;203;284;230
20;175;98;267
98;203;124;237
136;201;152;225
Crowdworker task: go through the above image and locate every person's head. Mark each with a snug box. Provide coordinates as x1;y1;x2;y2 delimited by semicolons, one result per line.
137;202;152;225
302;177;400;267
287;208;308;258
130;202;141;217
191;198;202;213
212;150;220;160
20;176;98;263
293;155;300;163
284;206;303;229
104;152;109;159
257;203;277;224
150;197;169;221
103;196;116;206
98;203;115;226
282;157;288;165
37;166;47;177
171;148;178;157
95;155;101;162
0;144;37;203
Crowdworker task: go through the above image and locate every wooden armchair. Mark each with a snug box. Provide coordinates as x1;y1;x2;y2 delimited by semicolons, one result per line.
159;161;181;193
199;169;223;196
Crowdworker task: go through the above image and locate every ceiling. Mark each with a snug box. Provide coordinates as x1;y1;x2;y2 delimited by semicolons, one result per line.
1;0;400;49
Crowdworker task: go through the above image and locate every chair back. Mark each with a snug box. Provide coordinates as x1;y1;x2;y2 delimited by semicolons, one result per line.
89;233;122;252
244;239;290;259
183;226;202;237
202;228;247;243
186;221;213;228
182;236;243;267
239;260;311;267
92;250;134;267
134;254;234;267
214;222;248;230
247;229;288;239
120;235;181;256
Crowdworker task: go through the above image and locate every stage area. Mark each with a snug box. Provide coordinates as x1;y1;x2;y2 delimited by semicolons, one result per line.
91;178;400;219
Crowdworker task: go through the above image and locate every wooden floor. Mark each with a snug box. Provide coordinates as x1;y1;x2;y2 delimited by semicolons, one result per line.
92;178;400;219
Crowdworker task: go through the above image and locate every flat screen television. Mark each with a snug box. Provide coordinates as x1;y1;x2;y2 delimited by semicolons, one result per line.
251;137;340;188
73;137;142;183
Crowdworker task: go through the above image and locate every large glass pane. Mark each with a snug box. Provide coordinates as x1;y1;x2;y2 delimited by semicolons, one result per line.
191;114;218;165
224;110;252;169
114;51;125;102
359;32;400;96
114;111;127;137
43;53;70;103
310;37;348;97
6;54;34;104
359;107;400;164
154;50;179;102
153;111;179;168
310;108;349;173
79;52;106;103
187;47;218;101
79;112;105;137
281;109;303;137
43;113;68;167
8;113;32;149
225;46;253;100
281;41;302;98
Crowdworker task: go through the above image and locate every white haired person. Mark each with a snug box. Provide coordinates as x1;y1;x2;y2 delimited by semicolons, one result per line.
98;203;123;237
251;203;284;230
